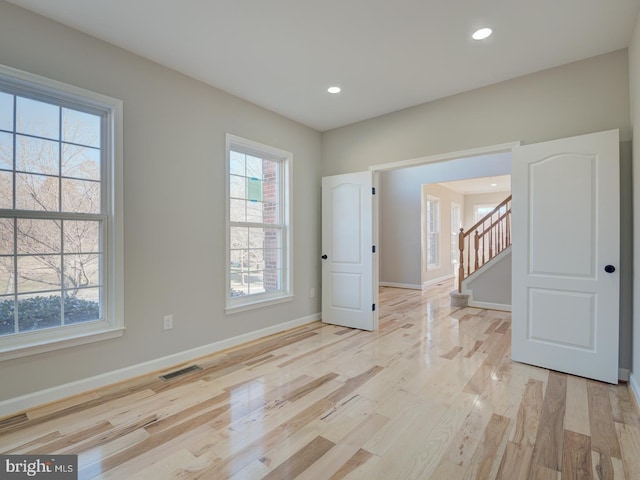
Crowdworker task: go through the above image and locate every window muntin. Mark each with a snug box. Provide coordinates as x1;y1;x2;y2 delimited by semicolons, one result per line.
0;64;122;358
227;135;291;311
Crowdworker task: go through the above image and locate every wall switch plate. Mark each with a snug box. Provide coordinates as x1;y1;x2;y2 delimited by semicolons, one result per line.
163;315;173;330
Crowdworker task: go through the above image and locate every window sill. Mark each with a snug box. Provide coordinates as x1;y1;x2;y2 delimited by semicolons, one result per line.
225;294;294;314
0;326;125;361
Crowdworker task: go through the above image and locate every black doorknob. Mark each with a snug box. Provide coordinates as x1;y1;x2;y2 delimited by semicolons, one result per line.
604;265;616;273
321;255;328;260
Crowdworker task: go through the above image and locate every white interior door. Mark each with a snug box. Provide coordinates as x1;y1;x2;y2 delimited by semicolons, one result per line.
322;171;377;330
512;129;620;383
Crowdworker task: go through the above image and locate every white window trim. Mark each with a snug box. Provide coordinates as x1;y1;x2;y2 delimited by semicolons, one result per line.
426;195;440;269
225;134;293;313
0;64;124;361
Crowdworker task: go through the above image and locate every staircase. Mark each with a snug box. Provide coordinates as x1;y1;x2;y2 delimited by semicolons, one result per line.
451;195;512;310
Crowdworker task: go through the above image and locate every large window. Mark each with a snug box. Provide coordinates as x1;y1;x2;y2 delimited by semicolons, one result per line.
426;196;440;268
226;135;291;312
0;65;123;360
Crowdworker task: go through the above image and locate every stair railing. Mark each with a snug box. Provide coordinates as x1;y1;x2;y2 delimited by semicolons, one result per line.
457;195;512;292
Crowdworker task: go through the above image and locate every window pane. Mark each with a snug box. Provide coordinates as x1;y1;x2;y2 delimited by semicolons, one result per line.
16;173;59;211
230;151;245;175
17;219;61;254
0;92;13;131
63;220;100;253
0;295;15;336
230;227;248;250
263;201;278;224
16;135;59;175
17;293;61;332
263;269;281;292
247;177;262;202
61;178;100;213
62;144;100;180
247;200;262;223
0;219;13;255
64;287;100;324
264;248;281;270
0;131;13;170
63;253;100;289
248;248;264;271
62;108;101;148
263;161;278;200
247;271;264;295
230;174;245;198
230;198;246;222
17;255;61;293
230;249;247;272
248;227;265;249
230;250;248;296
16;97;59;140
0;170;12;209
246;155;262;178
0;257;14;294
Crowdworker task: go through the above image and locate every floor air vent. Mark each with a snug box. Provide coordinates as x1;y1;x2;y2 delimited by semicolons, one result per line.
160;364;202;381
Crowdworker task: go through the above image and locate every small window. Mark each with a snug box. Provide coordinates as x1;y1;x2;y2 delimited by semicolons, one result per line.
474;203;506;223
226;135;291;312
426;196;440;268
0;64;123;359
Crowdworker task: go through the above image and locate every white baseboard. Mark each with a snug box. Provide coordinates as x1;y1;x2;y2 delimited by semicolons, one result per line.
379;282;422;290
422;274;455;289
467;299;512;312
0;313;321;418
629;372;640;407
619;368;630;382
461;287;511;312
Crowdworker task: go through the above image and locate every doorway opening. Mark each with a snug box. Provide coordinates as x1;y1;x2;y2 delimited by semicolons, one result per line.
371;144;516;296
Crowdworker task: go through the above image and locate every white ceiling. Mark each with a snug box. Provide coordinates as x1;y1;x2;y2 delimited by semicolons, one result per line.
7;0;640;131
439;175;511;195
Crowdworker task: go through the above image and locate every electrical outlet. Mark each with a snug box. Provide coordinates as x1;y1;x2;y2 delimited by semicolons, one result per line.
310;287;315;298
163;315;173;330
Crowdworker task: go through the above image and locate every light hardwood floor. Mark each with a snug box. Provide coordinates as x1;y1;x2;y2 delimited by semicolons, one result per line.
1;285;639;479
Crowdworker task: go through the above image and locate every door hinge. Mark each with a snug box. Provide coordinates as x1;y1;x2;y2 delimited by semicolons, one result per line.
372;245;376;253
372;187;376;195
372;303;376;311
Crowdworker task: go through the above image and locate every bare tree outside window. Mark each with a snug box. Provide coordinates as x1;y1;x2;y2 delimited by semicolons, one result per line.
0;93;103;336
226;135;290;310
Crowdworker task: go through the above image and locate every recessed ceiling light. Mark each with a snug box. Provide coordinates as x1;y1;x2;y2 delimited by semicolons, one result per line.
327;86;341;94
472;27;493;40
491;183;497;187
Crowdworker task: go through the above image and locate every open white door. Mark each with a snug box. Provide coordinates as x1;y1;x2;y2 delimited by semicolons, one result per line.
512;129;619;383
322;171;377;330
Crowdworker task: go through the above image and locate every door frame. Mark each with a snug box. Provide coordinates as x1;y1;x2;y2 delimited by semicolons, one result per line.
369;141;520;297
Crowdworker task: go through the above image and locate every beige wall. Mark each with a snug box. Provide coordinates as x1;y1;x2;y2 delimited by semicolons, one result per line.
629;12;640;390
421;184;464;284
0;1;322;402
323;50;631;176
